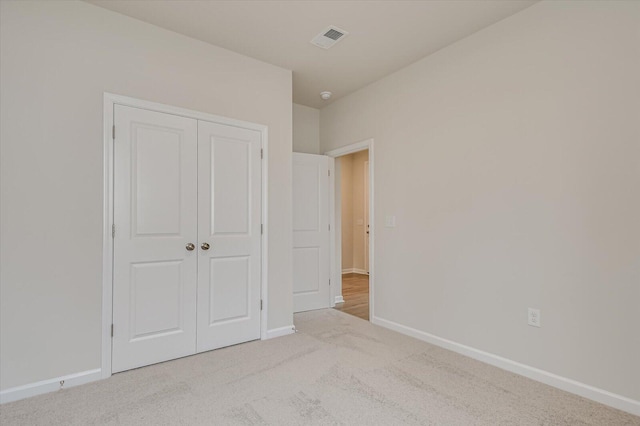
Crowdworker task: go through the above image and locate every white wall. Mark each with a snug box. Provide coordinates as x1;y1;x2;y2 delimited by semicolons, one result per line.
321;1;640;403
0;1;293;391
292;103;320;154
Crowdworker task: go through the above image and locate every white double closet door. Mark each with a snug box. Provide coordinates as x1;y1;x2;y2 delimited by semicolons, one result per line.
112;105;261;373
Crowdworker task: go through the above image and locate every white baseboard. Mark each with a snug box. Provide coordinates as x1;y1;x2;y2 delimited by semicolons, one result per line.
265;325;296;340
371;316;640;417
334;295;345;304
342;268;368;275
0;368;102;404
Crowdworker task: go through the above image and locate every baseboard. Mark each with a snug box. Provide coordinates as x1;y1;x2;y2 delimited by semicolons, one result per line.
0;368;102;404
265;325;296;340
334;295;345;304
342;268;368;275
371;316;640;417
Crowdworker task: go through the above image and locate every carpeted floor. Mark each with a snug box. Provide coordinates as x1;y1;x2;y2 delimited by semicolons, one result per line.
1;309;638;425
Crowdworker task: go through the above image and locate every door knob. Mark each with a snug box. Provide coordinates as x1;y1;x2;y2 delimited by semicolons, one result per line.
201;242;210;250
185;243;195;251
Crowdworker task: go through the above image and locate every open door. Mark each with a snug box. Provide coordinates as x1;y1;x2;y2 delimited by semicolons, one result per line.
292;153;332;312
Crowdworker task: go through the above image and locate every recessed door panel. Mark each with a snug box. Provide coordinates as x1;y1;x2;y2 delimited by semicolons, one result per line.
293;247;320;294
133;127;182;236
293;163;319;232
112;105;198;373
211;139;250;235
209;257;250;324
197;120;261;353
130;261;183;339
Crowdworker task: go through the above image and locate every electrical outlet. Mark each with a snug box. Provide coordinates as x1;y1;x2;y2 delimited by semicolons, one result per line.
528;308;541;327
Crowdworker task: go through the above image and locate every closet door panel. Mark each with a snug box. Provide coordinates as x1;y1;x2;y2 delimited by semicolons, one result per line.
112;105;198;373
197;121;262;352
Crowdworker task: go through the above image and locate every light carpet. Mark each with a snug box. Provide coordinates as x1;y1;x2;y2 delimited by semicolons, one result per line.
1;309;638;425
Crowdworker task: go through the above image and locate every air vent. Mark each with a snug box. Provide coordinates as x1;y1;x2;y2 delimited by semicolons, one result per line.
311;26;349;49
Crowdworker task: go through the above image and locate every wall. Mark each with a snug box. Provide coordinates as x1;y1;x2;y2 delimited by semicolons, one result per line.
339;155;354;270
339;151;369;273
292;103;320;154
350;150;369;272
0;1;293;391
321;1;640;403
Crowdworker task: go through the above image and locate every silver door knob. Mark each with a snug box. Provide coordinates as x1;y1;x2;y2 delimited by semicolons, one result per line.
201;242;210;250
186;243;195;251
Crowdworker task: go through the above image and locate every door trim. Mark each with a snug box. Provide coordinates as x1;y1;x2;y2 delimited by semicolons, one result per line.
364;160;370;274
102;93;269;379
324;139;374;321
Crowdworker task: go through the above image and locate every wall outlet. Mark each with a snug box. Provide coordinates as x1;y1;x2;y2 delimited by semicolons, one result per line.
528;308;541;327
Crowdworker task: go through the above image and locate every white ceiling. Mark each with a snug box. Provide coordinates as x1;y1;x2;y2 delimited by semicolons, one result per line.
87;0;538;109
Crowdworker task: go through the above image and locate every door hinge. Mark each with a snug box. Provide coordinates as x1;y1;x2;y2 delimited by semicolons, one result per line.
111;324;114;337
328;169;330;177
112;224;115;238
328;224;331;231
112;125;115;140
329;279;331;286
261;149;263;159
261;224;263;234
260;299;263;311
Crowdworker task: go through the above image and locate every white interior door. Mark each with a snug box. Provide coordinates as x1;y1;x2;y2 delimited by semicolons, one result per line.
112;105;198;373
196;120;262;352
293;153;331;312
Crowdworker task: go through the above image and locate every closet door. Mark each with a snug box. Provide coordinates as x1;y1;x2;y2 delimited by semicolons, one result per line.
196;121;262;352
112;105;198;373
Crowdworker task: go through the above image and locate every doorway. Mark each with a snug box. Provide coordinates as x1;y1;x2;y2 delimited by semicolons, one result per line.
326;140;374;322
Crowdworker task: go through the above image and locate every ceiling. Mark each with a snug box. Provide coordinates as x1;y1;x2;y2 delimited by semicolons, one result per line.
87;0;538;109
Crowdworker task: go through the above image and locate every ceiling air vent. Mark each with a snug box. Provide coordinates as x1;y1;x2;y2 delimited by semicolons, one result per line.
311;26;349;49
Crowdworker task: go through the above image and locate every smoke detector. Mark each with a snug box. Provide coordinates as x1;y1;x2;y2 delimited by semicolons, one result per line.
311;26;349;49
320;91;332;100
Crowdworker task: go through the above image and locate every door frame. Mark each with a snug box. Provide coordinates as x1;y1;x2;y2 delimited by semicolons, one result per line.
325;139;374;320
102;93;269;379
364;160;370;274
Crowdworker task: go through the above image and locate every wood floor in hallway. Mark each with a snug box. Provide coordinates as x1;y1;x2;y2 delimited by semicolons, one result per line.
333;273;369;320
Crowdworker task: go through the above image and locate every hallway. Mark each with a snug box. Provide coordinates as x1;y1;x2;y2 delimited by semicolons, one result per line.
333;273;369;321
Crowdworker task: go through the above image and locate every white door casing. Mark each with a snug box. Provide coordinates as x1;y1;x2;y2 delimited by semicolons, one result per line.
196;121;262;352
325;139;375;321
364;160;370;274
112;105;198;373
292;153;331;312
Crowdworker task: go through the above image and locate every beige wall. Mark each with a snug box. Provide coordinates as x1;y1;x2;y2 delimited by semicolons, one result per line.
339;151;369;273
339;155;354;270
351;150;369;272
0;1;293;391
293;103;320;154
321;1;640;402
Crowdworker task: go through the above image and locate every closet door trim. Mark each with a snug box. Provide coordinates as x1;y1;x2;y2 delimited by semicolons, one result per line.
102;93;269;379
